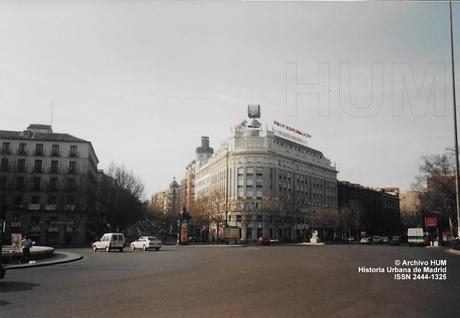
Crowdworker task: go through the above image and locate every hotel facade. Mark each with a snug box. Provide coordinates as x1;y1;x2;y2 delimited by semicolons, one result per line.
189;107;338;242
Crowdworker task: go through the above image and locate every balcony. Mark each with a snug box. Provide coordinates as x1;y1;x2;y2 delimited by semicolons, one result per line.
69;152;79;158
34;150;44;156
68;169;77;175
0;166;9;172
64;204;76;212
46;204;57;211
47;226;58;233
33;168;42;174
17;149;28;156
50;151;61;157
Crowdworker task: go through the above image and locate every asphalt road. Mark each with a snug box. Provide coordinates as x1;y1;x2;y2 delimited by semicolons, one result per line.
0;244;459;318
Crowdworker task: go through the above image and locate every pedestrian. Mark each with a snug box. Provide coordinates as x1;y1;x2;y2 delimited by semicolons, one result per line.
21;235;33;263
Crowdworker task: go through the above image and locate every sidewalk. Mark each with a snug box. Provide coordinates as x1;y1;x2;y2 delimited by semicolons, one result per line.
4;251;83;270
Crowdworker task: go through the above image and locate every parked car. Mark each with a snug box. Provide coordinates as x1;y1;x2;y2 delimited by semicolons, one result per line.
360;237;372;244
347;237;355;243
372;236;384;244
256;237;270;246
269;238;280;244
390;235;401;245
93;233;125;252
382;236;389;244
130;236;162;251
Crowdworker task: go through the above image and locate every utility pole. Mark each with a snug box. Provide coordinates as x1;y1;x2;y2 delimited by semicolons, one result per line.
449;0;460;238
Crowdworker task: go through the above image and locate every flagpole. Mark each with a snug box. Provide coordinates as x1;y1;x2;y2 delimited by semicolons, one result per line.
449;0;460;238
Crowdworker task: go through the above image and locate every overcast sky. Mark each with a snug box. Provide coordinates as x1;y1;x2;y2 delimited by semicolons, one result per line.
0;1;459;197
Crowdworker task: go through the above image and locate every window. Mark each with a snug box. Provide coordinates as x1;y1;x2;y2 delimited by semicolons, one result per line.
1;142;11;154
69;145;78;157
236;215;242;222
67;178;76;190
18;143;27;155
237;168;244;176
246;167;254;176
0;158;8;171
34;160;42;173
256;191;263;199
31;216;40;226
50;160;59;173
49;178;58;191
0;176;7;190
256;180;263;188
257;215;263;222
14;195;22;206
246;179;253;188
32;177;41;191
35;144;44;156
16;177;24;190
51;144;60;156
66;196;75;205
246;190;254;197
31;195;40;204
256;168;263;176
48;195;57;205
69;161;77;174
17;159;26;172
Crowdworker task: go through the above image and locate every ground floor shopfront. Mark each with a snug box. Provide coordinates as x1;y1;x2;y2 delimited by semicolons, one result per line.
4;209;87;246
205;208;339;243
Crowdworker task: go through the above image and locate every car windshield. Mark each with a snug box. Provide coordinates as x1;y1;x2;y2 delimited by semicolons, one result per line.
147;237;158;240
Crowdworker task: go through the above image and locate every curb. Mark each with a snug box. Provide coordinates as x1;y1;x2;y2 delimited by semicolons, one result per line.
4;252;83;270
446;248;460;256
177;244;248;248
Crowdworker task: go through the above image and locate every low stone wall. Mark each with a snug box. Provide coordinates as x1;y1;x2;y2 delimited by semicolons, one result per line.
1;246;55;264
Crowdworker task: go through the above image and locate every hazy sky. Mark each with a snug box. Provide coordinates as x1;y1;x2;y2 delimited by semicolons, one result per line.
0;1;459;197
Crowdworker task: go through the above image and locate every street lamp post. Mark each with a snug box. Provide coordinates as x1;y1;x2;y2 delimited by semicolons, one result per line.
449;0;460;238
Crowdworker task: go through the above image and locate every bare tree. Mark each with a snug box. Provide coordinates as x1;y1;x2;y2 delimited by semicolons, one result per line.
96;164;147;233
413;149;457;234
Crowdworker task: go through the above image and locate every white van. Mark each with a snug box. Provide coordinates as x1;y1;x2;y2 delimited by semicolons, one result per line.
93;233;126;252
408;228;425;247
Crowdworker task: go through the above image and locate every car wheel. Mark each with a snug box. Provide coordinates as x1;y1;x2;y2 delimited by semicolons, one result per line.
93;245;97;252
131;245;135;251
155;247;160;251
143;245;147;251
106;246;110;253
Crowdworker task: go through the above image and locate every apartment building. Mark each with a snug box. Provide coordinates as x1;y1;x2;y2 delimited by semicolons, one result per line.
0;124;99;245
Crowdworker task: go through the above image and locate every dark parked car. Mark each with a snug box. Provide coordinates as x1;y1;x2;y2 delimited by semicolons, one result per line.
390;235;401;245
256;237;270;246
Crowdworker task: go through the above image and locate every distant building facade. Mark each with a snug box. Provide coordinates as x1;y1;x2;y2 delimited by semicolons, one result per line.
0;124;99;245
337;181;400;236
151;177;181;215
399;190;422;227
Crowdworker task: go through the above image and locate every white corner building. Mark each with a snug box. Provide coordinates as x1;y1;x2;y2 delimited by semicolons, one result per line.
192;106;338;242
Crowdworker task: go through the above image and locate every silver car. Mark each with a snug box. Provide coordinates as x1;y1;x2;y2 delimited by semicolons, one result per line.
130;236;162;251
